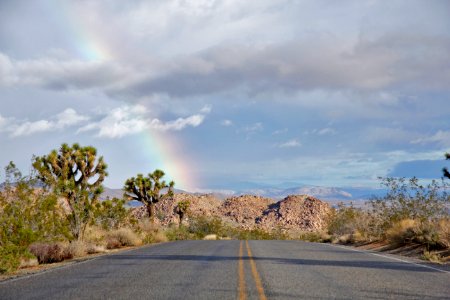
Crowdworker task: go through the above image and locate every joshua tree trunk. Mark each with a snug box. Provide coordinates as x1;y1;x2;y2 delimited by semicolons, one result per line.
146;203;154;221
178;213;184;227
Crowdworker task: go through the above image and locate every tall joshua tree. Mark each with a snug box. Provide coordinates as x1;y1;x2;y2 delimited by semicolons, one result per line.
32;143;108;241
443;153;450;179
124;169;174;221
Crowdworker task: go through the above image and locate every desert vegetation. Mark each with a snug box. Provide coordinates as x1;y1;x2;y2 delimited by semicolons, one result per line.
1;143;449;274
327;176;450;262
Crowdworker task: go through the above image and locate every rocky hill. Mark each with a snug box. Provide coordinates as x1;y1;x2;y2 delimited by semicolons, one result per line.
131;193;331;232
256;195;331;231
218;195;275;229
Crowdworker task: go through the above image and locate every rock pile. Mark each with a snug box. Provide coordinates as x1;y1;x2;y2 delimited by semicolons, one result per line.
257;195;331;231
131;193;221;225
131;193;331;232
218;195;274;229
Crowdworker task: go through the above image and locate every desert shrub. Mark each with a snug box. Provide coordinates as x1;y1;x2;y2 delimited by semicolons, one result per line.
327;202;376;242
142;231;168;244
298;231;331;243
83;226;104;243
136;219;168;244
165;225;195;241
93;198;135;230
0;244;24;274
386;219;419;245
369;177;449;235
188;216;228;239
106;228;140;248
29;242;72;264
385;218;449;250
436;218;450;248
422;250;443;263
65;241;87;257
0;162;70;273
233;228;286;240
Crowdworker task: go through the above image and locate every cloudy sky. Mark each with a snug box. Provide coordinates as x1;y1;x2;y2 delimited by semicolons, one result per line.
1;0;449;190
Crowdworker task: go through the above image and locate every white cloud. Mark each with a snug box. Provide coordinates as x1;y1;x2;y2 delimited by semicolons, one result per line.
317;128;336;135
10;120;53;137
200;105;212;114
221;119;233;126
78;105;209;138
149;114;205;131
56;108;89;127
1;108;89;137
411;130;450;147
0;114;9;130
279;139;301;148
243;122;263;133
272;128;288;135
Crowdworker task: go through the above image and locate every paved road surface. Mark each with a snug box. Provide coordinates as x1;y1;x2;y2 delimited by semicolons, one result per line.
1;240;449;299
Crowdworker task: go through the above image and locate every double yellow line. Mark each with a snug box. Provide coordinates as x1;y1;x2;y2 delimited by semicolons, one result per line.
238;241;267;300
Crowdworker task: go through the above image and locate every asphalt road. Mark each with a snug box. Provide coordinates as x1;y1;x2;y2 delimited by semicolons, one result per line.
1;240;449;299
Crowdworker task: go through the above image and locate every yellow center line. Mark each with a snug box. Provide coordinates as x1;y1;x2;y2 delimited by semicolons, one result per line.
238;241;247;300
246;240;267;300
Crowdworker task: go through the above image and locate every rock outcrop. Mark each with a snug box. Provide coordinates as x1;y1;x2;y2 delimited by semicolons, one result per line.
257;195;331;231
218;195;274;229
131;193;221;225
131;193;331;232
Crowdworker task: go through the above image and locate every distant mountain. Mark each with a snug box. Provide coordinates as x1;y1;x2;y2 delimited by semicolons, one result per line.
100;187;188;205
197;184;386;202
2;179;386;204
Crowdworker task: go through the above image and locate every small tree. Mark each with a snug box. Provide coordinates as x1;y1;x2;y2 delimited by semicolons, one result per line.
0;162;69;273
32;143;108;241
174;200;190;227
124;169;174;221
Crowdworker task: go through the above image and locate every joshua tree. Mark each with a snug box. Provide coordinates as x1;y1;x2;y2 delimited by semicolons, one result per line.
124;169;174;221
443;153;450;179
174;200;190;227
32;143;108;241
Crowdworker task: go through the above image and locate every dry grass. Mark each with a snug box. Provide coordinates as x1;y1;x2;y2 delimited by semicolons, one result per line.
65;241;87;258
138;220;168;244
84;225;108;245
19;257;39;269
106;228;141;249
422;250;443;264
436;219;450;249
386;219;418;246
85;244;106;254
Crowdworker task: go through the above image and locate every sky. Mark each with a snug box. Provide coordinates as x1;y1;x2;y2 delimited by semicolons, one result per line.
0;0;450;191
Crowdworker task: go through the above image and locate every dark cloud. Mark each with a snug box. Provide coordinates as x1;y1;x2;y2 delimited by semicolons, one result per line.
117;34;450;98
388;159;447;179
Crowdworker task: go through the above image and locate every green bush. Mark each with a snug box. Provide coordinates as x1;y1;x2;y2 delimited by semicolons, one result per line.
327;202;374;241
0;162;70;273
93;197;135;230
298;231;331;243
165;225;195;241
0;244;25;274
188;216;228;239
369;177;449;234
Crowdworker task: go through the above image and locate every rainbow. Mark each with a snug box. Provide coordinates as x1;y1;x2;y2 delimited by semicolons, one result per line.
140;131;198;191
46;1;112;61
47;1;197;190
